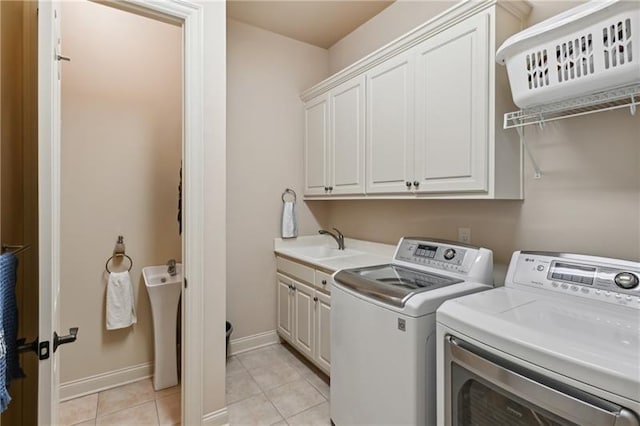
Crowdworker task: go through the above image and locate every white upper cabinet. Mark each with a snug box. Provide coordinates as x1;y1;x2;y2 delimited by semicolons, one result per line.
330;76;365;195
304;77;365;196
365;53;415;194
301;1;531;199
304;95;329;196
413;12;490;193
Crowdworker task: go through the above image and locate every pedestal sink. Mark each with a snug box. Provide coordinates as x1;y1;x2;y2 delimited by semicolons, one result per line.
143;263;182;390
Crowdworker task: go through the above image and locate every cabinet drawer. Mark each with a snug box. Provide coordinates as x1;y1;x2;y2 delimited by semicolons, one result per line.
276;256;315;284
314;270;332;294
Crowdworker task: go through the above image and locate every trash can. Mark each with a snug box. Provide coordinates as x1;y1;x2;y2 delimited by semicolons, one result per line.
226;321;233;358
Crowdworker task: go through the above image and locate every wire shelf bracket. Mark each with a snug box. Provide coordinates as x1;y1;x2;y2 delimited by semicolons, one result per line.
504;83;640;179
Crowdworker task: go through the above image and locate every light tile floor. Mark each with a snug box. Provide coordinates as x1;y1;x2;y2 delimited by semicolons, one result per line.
59;342;330;426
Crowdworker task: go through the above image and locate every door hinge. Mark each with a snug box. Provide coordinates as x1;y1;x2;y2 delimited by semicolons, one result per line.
184;277;188;289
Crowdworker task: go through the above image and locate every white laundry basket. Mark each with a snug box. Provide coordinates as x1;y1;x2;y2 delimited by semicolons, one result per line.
496;0;640;109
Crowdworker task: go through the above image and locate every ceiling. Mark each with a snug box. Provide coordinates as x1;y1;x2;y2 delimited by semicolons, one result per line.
227;1;395;49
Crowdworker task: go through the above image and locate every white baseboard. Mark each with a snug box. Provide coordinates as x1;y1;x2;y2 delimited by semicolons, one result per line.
202;407;229;426
229;330;279;356
59;362;153;401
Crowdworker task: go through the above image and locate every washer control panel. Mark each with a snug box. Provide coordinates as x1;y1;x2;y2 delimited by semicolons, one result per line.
394;238;471;274
510;251;640;309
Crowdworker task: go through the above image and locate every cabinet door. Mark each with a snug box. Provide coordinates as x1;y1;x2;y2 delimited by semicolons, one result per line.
293;280;315;359
304;94;330;196
413;13;490;193
314;291;331;374
330;76;365;195
365;52;415;194
277;274;293;343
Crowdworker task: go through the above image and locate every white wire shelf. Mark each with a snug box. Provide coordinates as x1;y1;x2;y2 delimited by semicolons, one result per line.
504;83;640;130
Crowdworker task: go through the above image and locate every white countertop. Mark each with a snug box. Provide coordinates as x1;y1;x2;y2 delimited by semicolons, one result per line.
274;235;395;272
275;235;509;285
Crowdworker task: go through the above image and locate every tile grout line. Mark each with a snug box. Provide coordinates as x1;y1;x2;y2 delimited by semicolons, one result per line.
154;397;161;426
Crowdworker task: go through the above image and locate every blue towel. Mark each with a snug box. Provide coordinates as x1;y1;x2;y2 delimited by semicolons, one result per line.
0;253;15;411
0;253;24;412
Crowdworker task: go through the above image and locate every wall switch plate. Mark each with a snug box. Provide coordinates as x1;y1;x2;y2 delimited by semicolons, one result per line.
458;227;471;244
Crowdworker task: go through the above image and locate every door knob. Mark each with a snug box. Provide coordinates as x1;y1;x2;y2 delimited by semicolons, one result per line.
406;181;412;188
53;327;79;352
413;181;420;187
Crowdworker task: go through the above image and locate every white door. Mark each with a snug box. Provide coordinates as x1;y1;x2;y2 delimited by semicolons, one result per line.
314;292;331;374
292;280;314;359
330;76;365;195
365;52;415;194
413;13;490;193
276;274;293;342
38;1;62;423
304;95;330;196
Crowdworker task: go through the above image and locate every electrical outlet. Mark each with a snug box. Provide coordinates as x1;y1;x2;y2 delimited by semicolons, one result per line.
458;227;471;244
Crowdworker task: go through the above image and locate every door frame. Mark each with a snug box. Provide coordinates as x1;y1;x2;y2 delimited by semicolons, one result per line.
38;1;206;424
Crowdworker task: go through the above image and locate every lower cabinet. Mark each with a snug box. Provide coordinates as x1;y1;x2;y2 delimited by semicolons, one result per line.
276;263;331;375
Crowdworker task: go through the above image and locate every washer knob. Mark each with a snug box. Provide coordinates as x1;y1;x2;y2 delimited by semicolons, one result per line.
444;248;456;260
614;272;639;290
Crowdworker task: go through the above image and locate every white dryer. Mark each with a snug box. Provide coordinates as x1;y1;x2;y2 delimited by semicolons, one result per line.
437;251;640;426
331;237;494;426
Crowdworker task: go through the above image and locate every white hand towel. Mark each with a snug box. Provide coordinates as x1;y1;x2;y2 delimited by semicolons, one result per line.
106;271;137;330
281;201;298;239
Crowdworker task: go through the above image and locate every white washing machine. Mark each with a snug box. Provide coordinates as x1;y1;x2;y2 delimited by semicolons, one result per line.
331;237;494;426
437;251;640;426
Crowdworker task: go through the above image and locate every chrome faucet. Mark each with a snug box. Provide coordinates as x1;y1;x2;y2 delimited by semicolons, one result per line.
167;259;177;276
319;228;345;250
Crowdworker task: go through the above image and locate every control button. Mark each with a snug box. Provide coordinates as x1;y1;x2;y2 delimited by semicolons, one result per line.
615;294;622;299
551;282;559;288
561;283;569;290
580;288;589;294
595;289;601;295
626;296;632;301
444;248;456;260
614;272;639;290
570;286;579;292
604;291;611;297
536;265;545;272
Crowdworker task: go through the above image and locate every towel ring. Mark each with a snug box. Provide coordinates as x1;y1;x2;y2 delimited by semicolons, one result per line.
282;188;296;203
105;254;133;273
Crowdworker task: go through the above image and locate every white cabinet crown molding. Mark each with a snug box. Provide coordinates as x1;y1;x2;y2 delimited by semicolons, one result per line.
300;0;531;102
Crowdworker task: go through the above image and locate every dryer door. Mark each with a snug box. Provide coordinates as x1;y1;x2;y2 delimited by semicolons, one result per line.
444;336;639;426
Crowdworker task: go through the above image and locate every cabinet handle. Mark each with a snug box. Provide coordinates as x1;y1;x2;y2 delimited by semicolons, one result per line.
406;181;412;188
321;279;327;285
292;284;296;291
328;186;333;191
313;296;318;302
413;181;420;187
324;186;328;192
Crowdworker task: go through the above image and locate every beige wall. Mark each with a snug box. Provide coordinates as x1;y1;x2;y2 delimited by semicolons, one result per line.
60;1;182;384
226;19;330;341
319;1;640;265
328;0;456;74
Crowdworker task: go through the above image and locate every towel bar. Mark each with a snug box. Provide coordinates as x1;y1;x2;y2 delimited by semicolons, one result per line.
105;236;133;273
1;244;31;256
282;188;296;203
105;253;133;273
